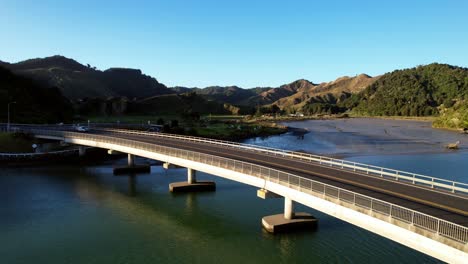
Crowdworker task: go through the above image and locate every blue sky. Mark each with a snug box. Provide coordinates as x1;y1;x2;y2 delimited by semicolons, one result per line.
1;0;467;87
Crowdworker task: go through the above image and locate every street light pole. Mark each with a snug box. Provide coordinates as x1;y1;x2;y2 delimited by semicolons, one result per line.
7;101;16;132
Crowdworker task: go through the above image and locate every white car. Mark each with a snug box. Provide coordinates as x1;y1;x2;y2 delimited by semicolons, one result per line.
75;126;89;132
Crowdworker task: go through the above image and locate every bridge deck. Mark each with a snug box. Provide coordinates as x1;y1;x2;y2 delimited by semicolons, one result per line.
98;130;468;227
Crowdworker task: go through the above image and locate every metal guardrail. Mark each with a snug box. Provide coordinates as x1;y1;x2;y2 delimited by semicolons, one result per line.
96;128;468;195
0;149;78;158
17;127;468;244
4;124;468;194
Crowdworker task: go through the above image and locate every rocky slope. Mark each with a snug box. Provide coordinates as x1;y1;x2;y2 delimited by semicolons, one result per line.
272;74;379;112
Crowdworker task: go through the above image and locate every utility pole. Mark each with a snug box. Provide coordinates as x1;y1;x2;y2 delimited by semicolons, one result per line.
7;101;16;132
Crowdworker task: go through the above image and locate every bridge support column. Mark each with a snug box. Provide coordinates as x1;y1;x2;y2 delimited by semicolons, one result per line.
169;168;216;193
113;153;150;175
78;146;86;157
163;162;182;170
128;154;135;167
262;196;317;233
188;168;196;184
284;197;294;220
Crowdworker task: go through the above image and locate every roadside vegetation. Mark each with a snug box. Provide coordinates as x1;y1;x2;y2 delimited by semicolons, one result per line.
88;114;287;141
188;121;286;140
0;133;35;153
433;102;468;130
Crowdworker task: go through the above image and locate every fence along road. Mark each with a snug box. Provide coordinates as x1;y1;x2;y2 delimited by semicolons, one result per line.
7;126;468;261
6;123;468;194
97;127;468;194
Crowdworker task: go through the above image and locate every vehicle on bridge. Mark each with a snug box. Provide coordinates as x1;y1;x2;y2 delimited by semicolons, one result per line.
74;126;89;132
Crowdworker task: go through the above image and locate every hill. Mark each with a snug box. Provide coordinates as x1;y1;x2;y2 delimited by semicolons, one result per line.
0;66;73;123
2;55;172;100
129;92;231;116
269;75;378;113
194;86;259;105
170;81;315;107
341;63;468;118
246;79;314;106
170;85;271;106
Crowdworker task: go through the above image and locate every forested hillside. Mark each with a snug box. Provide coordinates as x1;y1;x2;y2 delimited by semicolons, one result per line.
1;55;171;99
340;64;468;119
0;66;73;123
129;92;231;116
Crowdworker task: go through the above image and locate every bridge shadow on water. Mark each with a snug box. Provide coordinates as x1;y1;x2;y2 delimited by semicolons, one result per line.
0;157;443;264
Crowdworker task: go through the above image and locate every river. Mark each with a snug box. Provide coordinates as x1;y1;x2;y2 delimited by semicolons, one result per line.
1;118;466;263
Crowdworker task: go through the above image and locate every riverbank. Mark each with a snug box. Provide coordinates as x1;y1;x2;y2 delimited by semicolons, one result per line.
0;148;116;167
244;118;468;158
181;121;288;141
88;114;288;141
0;132;36;152
248;112;466;132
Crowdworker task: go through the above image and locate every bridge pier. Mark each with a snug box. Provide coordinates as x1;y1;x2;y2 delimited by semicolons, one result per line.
262;196;317;233
128;153;135;167
113;153;151;175
78;146;86;157
169;168;216;192
163;162;182;170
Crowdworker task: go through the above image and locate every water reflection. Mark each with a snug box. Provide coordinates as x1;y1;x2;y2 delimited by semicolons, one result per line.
0;161;440;263
128;175;137;196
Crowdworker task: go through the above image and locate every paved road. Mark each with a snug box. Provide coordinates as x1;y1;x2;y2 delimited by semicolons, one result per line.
94;130;468;226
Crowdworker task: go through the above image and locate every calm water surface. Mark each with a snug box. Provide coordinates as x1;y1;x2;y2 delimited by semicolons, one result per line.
3;119;466;263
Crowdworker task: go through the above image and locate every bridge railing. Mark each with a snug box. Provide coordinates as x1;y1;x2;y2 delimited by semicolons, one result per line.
94;127;468;195
4;124;468;194
21;127;468;245
0;149;78;157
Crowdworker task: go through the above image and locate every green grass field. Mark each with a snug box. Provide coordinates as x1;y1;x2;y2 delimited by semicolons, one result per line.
0;133;35;153
88;114;245;124
86;114;286;140
203;115;245;120
193;122;286;140
87;115;180;124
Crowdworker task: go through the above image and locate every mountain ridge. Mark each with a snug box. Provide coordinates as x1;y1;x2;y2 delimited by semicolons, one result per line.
1;55;171;100
2;56;466;127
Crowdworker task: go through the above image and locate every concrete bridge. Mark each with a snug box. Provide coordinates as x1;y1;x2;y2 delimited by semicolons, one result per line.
4;125;468;263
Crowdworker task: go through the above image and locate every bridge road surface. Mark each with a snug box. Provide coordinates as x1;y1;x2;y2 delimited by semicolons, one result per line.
91;130;468;227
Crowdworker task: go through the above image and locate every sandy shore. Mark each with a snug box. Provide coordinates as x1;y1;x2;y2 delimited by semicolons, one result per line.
277;118;468;156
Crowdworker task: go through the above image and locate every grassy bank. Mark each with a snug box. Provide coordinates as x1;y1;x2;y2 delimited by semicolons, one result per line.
87;114;287;141
433;104;468;130
88;115;180;124
347;113;435;122
0;133;35;153
190;122;287;141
